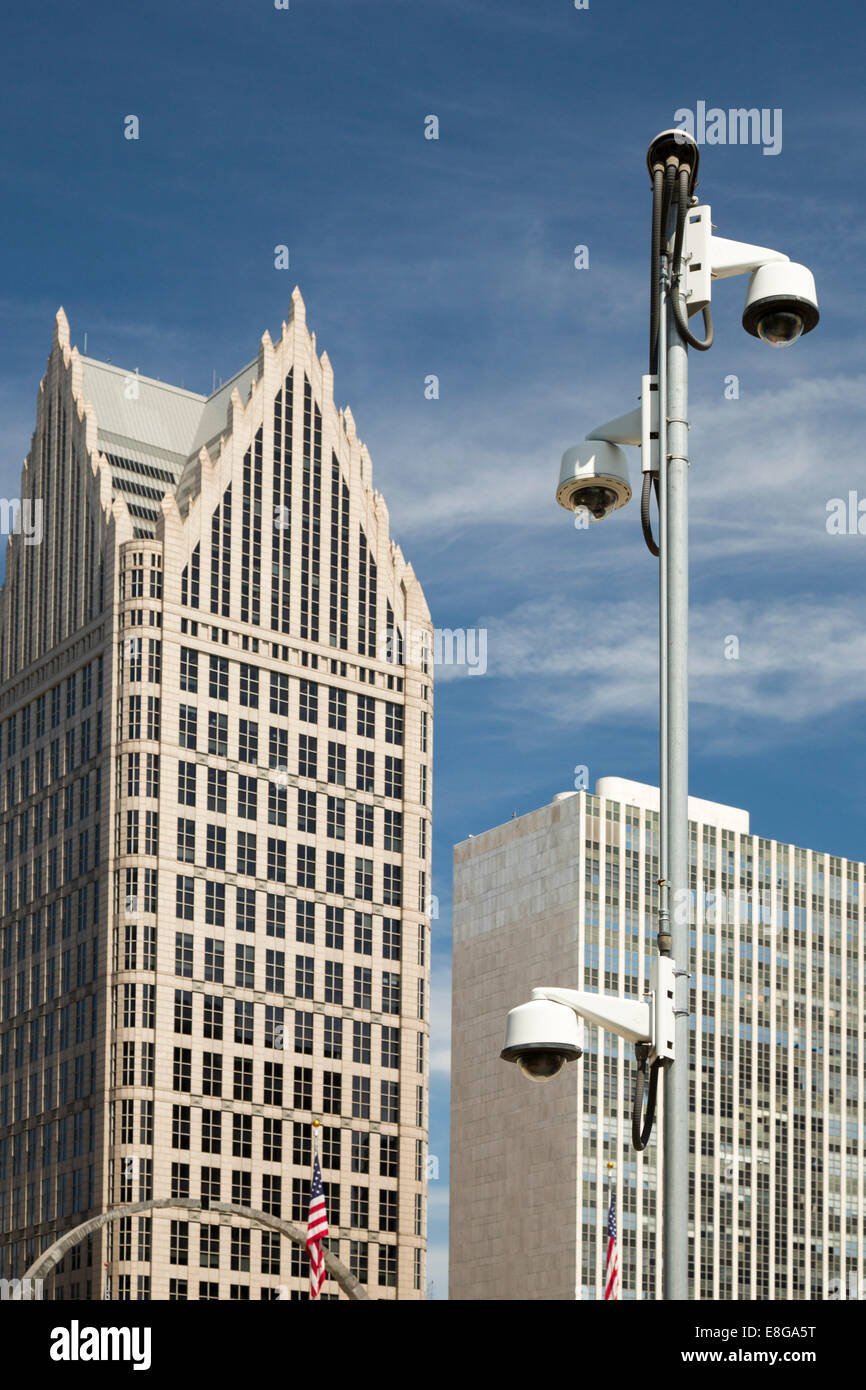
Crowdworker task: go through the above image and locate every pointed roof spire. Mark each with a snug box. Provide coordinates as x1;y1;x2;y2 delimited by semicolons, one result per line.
288;286;306;326
320;350;334;400
54;307;70;350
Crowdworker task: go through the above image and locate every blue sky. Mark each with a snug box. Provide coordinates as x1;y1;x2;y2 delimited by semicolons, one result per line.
2;0;865;1296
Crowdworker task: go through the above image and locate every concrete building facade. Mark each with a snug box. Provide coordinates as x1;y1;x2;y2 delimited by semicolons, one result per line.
0;294;433;1299
450;778;864;1300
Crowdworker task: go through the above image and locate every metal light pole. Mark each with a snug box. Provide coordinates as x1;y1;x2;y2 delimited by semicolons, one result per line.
660;196;691;1303
511;127;819;1303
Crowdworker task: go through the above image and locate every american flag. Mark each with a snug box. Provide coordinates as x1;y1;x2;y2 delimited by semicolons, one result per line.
604;1193;620;1301
306;1154;329;1299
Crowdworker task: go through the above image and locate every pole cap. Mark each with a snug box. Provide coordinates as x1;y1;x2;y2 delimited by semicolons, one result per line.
646;129;700;192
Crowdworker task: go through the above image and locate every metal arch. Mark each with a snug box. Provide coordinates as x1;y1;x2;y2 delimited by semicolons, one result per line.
21;1197;371;1300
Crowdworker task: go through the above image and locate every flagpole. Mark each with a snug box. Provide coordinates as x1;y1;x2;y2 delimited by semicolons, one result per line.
604;1160;620;1302
308;1119;326;1301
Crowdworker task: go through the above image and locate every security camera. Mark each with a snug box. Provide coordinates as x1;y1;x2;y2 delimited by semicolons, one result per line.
500;999;583;1083
742;261;819;347
556;441;632;521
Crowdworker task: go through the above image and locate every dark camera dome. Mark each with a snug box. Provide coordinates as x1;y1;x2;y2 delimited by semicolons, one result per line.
574;485;618;520
756;310;804;348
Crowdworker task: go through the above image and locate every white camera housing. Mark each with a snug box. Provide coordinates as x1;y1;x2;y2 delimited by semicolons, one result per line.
682;205;819;347
742;260;819;346
501;999;584;1083
556;441;631;521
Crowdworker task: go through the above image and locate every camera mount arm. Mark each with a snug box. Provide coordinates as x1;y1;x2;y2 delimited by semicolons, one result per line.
530;954;676;1066
682;205;796;312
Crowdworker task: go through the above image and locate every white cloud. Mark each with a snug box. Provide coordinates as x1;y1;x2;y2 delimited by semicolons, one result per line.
476;592;866;751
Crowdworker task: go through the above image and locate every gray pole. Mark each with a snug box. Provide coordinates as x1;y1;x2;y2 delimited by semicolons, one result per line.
662;249;690;1301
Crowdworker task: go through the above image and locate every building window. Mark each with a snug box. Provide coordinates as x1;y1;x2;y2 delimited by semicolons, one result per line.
178;705;197;750
267;837;287;883
239;719;258;763
239;778;258;817
207;768;227;813
383;918;401;961
174;878;193;922
208;711;228;757
353;966;372;1010
381;1026;400;1070
382;971;401;1014
293;1066;313;1111
384;808;402;853
178;761;196;806
204;937;225;983
263;1061;283;1106
353;1020;371;1064
270;672;289;716
354;858;373;901
384;756;403;799
299;680;318;722
298;733;317;778
297;787;316;833
236;885;256;932
268;781;288;826
265;949;284;993
356;694;374;739
206;824;226;871
384;702;403;745
239;664;259;708
295;955;314;999
325;850;344;895
379;1189;398;1232
202;1053;222;1097
328;688;347;730
324;960;343;1005
322;1071;341;1115
174;931;193;977
352;1075;370;1120
356;748;374;793
378;1245;397;1288
172;1049;191;1093
350;1186;369;1229
237;832;257;878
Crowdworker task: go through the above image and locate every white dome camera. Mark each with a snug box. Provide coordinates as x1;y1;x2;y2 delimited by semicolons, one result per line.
556;441;632;521
742;261;819;347
501;999;584;1083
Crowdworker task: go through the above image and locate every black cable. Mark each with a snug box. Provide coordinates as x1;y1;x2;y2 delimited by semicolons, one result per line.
644;164;664;557
640;472;660;558
649;166;663;374
659;159;677;240
672;291;714;351
671;166;689;284
632;1043;661;1151
671;165;714;351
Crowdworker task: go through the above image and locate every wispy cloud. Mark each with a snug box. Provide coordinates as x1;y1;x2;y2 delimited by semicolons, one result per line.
475;592;866;752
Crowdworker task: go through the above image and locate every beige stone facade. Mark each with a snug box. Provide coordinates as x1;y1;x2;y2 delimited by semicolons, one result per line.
0;294;432;1300
451;780;865;1300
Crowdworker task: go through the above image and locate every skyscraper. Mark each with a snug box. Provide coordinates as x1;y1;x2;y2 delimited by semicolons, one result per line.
450;777;864;1301
0;293;433;1300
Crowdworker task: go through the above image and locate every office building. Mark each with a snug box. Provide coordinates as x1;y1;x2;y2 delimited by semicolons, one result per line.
450;777;863;1300
0;293;433;1299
